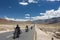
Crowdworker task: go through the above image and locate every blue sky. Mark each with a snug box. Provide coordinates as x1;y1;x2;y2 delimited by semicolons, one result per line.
0;0;60;21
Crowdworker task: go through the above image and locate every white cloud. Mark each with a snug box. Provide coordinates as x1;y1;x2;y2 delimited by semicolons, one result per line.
46;0;60;1
28;0;34;3
25;17;30;19
15;19;29;21
40;13;44;16
28;0;38;3
31;7;60;20
19;0;39;5
4;16;29;21
19;2;28;5
4;16;15;20
25;14;30;17
46;0;55;1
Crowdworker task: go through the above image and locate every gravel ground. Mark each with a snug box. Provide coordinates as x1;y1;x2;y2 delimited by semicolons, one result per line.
35;27;60;40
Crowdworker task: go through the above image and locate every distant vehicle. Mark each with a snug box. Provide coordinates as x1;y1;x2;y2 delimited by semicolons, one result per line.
31;26;33;30
25;25;29;32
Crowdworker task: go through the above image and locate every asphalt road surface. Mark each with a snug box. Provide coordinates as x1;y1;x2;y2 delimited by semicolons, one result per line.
0;27;35;40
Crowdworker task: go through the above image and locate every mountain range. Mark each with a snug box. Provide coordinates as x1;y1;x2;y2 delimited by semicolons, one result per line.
0;17;60;24
33;17;60;24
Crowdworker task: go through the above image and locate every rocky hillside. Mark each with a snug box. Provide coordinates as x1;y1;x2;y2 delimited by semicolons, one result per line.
34;17;60;24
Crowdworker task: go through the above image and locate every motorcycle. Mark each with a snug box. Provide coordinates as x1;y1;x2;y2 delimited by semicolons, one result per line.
13;29;20;39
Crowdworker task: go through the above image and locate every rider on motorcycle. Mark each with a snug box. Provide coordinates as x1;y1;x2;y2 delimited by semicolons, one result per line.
13;24;21;39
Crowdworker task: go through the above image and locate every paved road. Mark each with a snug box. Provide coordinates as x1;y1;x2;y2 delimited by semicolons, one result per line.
0;27;35;40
